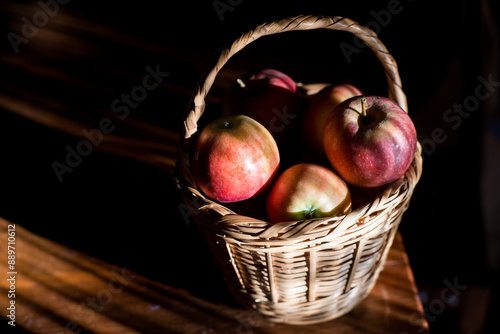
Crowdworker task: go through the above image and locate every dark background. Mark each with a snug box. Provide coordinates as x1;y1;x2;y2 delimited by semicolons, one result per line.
1;0;499;333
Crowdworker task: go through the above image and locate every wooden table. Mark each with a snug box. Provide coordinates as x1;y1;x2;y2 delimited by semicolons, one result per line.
0;2;430;333
0;217;428;333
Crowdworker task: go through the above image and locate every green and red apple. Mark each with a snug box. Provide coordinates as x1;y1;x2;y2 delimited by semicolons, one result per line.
266;163;352;224
192;115;280;203
323;95;417;188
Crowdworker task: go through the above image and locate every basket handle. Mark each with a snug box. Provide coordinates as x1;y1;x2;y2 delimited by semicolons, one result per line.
181;15;407;141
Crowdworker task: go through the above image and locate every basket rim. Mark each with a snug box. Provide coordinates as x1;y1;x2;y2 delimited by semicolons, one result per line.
187;142;422;245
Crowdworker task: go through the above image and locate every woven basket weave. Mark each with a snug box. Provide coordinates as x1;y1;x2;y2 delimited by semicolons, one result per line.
175;15;423;325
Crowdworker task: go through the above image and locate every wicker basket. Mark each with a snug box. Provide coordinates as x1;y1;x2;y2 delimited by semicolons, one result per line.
175;15;423;325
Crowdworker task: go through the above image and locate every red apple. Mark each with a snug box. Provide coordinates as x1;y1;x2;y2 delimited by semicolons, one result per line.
323;95;417;188
192;115;280;203
266;163;351;224
302;83;363;159
222;68;300;145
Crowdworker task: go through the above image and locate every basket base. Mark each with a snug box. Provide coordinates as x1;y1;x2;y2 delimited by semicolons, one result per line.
229;276;378;325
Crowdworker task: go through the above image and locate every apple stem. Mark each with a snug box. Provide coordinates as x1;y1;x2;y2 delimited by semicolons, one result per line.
236;78;247;89
361;97;367;117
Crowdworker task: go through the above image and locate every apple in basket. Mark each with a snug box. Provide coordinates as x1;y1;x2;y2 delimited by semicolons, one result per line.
192;114;280;203
323;95;417;188
266;163;352;224
302;83;363;159
222;68;300;145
